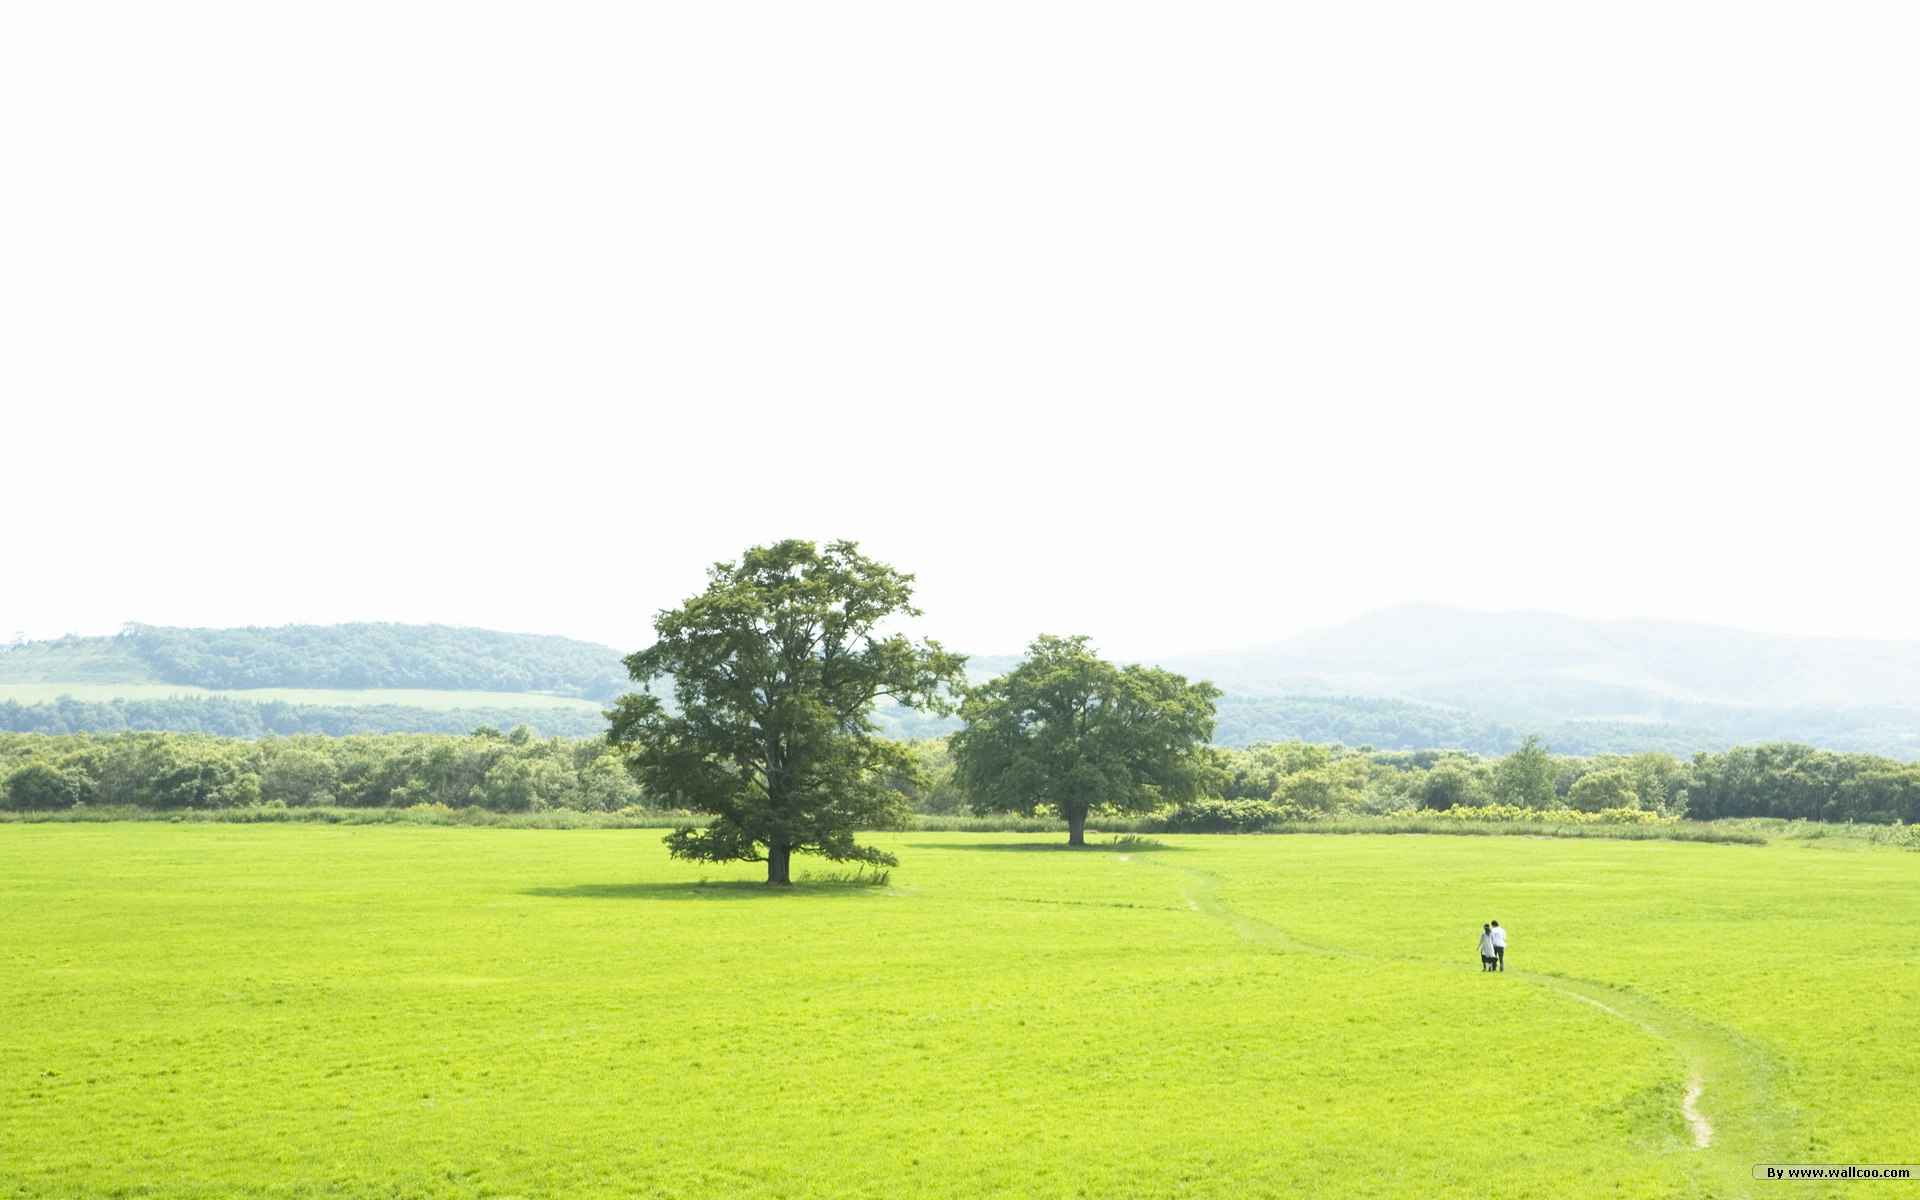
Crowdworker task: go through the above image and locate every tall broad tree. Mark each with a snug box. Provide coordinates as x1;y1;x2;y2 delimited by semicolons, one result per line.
1494;734;1558;808
607;540;965;885
952;634;1220;845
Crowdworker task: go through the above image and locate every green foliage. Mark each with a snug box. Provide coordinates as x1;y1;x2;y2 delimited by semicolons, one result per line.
1419;755;1496;810
0;729;648;815
1423;803;1675;826
1684;743;1920;824
472;755;578;812
2;760;94;810
0;693;610;738
1553;750;1692;817
887;738;968;814
607;540;965;884
116;622;630;697
1162;796;1282;832
1877;823;1920;850
1273;752;1369;814
5;722;1916;834
1495;734;1559;808
0;624;631;739
150;741;259;809
1617;750;1690;816
1184;737;1913;828
1195;741;1376;826
257;745;339;807
1567;765;1641;813
952;635;1220;845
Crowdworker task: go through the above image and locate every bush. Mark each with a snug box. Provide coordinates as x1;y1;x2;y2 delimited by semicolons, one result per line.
1870;822;1920;850
1165;796;1281;833
2;762;94;810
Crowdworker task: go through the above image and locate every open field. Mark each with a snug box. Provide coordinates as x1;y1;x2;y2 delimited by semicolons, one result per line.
0;683;605;711
4;829;1916;1198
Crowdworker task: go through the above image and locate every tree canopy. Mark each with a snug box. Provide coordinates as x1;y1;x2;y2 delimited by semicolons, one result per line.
951;634;1220;845
606;540;965;884
1495;734;1557;807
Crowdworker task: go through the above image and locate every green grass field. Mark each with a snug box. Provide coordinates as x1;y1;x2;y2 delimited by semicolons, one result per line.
3;828;1914;1198
0;683;604;710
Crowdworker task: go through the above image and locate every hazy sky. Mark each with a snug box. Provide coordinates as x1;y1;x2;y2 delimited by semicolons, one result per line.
5;3;1916;660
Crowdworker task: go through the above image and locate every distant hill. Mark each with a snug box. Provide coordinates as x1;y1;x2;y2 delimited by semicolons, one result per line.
1;623;631;699
1157;603;1920;758
0;624;634;739
6;610;1918;756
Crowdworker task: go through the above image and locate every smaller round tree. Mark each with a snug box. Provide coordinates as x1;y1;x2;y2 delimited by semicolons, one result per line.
952;635;1219;845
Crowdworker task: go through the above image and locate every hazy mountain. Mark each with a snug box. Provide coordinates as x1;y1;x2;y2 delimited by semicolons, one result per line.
1158;603;1920;758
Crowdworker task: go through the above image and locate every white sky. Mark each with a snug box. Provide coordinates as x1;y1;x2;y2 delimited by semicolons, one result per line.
3;2;1917;661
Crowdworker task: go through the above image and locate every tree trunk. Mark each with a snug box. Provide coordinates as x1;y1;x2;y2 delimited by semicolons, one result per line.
1066;809;1087;846
766;842;792;886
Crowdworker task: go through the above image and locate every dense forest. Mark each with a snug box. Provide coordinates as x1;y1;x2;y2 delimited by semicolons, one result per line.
5;729;1917;828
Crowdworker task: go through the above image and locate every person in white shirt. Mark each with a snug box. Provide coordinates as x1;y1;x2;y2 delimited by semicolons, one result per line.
1490;920;1507;971
1478;924;1496;971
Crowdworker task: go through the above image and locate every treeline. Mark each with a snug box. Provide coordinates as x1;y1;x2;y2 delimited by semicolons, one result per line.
0;729;647;813
0;695;608;739
5;624;633;699
6;730;1918;828
895;737;1920;829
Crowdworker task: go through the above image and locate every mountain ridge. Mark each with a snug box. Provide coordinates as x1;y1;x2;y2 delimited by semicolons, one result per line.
1152;602;1920;757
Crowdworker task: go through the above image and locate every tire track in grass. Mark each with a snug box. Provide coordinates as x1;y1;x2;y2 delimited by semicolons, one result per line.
1139;855;1797;1195
1549;984;1711;1147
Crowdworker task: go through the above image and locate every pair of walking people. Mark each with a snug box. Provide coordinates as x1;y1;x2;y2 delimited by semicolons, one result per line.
1478;921;1506;971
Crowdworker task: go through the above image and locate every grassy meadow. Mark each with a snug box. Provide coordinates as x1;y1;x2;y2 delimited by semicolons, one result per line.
4;827;1916;1198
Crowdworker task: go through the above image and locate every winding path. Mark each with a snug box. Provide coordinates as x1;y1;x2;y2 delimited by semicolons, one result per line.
1137;854;1793;1188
